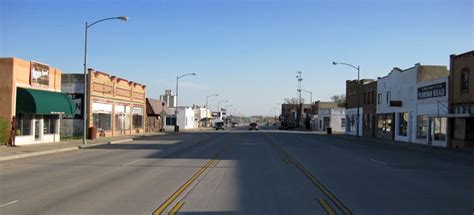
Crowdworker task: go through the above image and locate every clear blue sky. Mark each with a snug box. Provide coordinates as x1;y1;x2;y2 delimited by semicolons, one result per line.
1;0;473;116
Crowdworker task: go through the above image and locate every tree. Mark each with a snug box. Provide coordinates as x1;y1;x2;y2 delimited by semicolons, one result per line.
330;94;346;105
284;97;305;104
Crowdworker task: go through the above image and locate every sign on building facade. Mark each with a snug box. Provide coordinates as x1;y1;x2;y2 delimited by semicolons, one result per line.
417;82;446;100
30;61;49;87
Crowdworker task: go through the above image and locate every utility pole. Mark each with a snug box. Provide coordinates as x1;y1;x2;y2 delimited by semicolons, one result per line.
296;71;303;127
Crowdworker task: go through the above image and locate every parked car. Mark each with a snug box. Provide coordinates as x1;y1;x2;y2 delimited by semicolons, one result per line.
249;122;259;131
231;122;238;127
214;122;225;130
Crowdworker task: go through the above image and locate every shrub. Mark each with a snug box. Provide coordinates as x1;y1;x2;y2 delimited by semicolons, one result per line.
0;117;10;145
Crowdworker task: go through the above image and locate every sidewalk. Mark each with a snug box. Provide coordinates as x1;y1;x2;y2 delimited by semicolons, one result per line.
296;129;474;158
0;132;167;162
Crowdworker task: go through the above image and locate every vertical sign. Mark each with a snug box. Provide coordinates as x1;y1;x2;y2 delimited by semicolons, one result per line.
30;61;50;87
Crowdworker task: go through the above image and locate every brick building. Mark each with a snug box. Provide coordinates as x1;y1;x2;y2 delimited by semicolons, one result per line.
61;69;146;138
362;81;377;138
345;79;375;136
449;51;474;149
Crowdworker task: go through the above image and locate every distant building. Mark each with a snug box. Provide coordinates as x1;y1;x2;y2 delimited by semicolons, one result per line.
160;90;176;108
449;51;474;149
310;101;345;133
146;98;169;132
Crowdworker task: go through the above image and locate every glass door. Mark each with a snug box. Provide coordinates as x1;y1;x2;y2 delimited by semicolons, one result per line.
34;118;41;141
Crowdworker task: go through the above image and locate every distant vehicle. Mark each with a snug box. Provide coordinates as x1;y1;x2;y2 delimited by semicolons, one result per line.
231;122;238;127
214;122;225;130
249;122;259;131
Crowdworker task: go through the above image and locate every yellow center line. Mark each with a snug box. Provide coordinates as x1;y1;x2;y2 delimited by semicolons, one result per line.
153;142;234;215
263;133;353;215
318;198;336;215
168;201;185;215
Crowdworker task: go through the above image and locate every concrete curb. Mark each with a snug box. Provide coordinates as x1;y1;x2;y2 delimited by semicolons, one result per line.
109;139;134;144
0;147;79;162
78;142;111;149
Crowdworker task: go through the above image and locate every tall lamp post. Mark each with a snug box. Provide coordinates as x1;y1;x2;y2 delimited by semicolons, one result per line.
224;105;233;126
217;100;228;112
175;73;197;132
206;94;219;109
298;89;313;104
333;61;360;137
83;16;128;144
205;94;218;127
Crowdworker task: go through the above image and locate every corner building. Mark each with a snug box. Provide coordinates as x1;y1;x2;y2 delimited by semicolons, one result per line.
0;58;75;145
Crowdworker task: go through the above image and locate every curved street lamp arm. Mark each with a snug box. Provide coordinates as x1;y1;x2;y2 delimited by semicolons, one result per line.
87;17;127;29
334;62;359;71
178;73;196;79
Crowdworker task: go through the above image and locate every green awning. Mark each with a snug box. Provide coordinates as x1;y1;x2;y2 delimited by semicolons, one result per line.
16;87;75;115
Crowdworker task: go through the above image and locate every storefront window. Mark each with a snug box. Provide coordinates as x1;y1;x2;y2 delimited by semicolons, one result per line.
15;113;32;136
132;107;144;129
417;116;427;139
433;117;446;141
386;115;392;132
398;113;408;136
93;113;112;131
377;115;384;132
43;115;58;134
166;116;176;126
115;105;130;131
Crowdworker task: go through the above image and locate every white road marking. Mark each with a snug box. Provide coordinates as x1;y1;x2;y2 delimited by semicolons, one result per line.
0;200;19;208
370;158;388;166
123;160;141;166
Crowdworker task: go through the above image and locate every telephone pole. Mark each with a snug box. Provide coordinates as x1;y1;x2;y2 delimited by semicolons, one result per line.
296;71;303;127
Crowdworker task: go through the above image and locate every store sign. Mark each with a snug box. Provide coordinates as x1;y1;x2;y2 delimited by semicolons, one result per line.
417;82;446;100
63;94;84;119
30;61;50;87
133;107;143;115
92;102;113;113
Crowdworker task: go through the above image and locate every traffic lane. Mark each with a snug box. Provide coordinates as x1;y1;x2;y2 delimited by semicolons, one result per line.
0;133;227;215
0;133;218;197
173;132;326;214
269;132;474;215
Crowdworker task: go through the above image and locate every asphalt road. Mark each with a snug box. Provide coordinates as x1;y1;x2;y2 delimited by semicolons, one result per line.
1;127;473;215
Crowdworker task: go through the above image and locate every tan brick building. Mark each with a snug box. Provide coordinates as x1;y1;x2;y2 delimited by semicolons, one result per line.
449;50;474;149
62;69;146;138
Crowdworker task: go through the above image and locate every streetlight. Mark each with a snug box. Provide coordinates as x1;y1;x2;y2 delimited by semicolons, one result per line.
298;89;313;104
206;94;219;109
333;61;360;138
217;100;228;112
83;16;128;144
175;73;197;132
224;104;233;110
205;94;218;127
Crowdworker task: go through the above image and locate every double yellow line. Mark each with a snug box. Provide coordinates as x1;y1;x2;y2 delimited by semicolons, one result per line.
264;133;352;215
152;143;233;215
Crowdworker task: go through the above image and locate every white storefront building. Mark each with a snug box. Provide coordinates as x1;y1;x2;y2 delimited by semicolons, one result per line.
345;107;363;136
413;77;449;147
376;64;449;146
316;107;346;133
